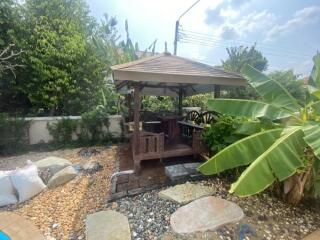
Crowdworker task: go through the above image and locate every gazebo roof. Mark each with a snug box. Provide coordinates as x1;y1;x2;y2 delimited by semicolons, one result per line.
111;52;246;97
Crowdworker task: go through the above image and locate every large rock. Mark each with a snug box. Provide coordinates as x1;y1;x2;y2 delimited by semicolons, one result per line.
83;160;103;174
86;210;131;240
171;196;244;234
159;182;215;204
47;166;77;188
35;157;72;183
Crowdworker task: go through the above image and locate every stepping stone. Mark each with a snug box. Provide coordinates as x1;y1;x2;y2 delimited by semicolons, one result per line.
165;165;189;181
0;212;44;240
183;163;202;178
170;196;244;234
86;210;131;240
303;229;320;240
161;231;220;239
159;182;215;204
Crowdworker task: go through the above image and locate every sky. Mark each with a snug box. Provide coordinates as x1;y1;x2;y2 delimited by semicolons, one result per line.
86;0;320;76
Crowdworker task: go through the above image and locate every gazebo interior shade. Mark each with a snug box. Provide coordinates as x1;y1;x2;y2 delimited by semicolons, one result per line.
112;52;246;97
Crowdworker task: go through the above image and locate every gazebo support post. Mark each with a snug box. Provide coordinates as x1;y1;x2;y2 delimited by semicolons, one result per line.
214;85;221;98
133;84;141;173
178;86;183;116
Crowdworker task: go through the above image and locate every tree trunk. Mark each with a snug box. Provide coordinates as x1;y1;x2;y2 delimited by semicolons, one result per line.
283;168;311;205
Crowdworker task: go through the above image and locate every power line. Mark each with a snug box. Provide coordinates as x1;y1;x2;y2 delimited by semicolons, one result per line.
179;39;310;60
179;29;315;58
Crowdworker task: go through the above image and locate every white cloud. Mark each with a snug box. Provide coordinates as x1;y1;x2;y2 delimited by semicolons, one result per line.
220;25;240;39
215;10;277;40
266;6;320;40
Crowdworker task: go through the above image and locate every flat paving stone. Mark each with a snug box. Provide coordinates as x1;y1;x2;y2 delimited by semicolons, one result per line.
171;196;244;234
0;212;44;240
165;165;189;181
159;182;215;204
86;210;131;240
303;229;320;240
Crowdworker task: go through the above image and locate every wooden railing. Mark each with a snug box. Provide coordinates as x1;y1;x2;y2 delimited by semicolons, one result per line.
192;130;204;154
139;132;164;155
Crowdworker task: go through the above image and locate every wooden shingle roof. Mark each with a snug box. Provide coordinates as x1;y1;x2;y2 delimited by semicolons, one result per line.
112;52;246;96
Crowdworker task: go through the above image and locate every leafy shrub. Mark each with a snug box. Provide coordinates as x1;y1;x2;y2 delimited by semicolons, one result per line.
201;115;245;153
78;106;111;145
47;118;78;147
0;113;28;154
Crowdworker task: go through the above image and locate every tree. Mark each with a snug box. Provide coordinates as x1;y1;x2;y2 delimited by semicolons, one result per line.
222;44;268;73
0;0;25;113
14;0;108;115
221;45;268;100
199;53;320;205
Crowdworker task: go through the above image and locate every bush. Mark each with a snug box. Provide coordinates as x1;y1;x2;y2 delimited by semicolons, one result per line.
201;115;244;154
0;113;28;154
78;106;111;145
47;106;113;147
47;118;78;147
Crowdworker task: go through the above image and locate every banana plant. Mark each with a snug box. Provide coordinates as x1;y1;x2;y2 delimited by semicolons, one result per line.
198;53;320;204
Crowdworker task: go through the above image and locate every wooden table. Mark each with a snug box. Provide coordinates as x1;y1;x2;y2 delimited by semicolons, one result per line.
158;116;182;141
178;121;204;139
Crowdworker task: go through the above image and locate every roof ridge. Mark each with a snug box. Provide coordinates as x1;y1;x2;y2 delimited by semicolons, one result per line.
111;53;164;70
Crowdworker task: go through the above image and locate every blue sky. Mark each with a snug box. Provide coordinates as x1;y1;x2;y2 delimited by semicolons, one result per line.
86;0;320;76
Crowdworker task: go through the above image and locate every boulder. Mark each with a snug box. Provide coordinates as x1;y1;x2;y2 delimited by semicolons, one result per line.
83;161;103;174
34;157;72;183
86;210;131;240
170;196;244;234
159;182;215;204
47;166;77;188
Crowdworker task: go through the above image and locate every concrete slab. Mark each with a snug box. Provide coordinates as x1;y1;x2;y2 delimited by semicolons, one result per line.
86;210;131;240
0;212;44;240
303;230;320;240
159;182;215;204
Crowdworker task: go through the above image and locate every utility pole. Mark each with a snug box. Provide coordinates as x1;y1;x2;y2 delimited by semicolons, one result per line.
173;0;201;55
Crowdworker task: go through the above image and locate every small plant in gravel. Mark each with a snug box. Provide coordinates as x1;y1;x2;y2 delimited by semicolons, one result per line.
199;53;320;205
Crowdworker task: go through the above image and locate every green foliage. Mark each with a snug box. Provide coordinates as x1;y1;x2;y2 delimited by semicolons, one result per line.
183;93;212;110
222;44;268;73
268;70;306;104
79;106;111;145
47;118;78;146
201;115;244;153
221;45;268;100
0;113;28;153
141;96;175;112
199;53;320;203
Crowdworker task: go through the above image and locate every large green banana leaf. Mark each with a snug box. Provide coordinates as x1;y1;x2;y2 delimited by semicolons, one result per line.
198;128;284;175
309;54;320;88
235;121;262;135
242;65;301;112
230;127;306;196
208;99;292;120
303;122;320;158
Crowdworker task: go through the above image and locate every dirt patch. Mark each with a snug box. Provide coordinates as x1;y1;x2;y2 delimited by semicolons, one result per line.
0;146;117;240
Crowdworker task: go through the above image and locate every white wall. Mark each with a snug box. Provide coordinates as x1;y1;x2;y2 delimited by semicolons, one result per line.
24;115;123;145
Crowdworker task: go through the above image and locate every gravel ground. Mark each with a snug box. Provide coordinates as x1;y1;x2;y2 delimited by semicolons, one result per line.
0;146;117;240
106;178;320;240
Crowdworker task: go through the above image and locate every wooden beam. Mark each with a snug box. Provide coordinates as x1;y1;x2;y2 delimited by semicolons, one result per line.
133;85;141;155
178;86;183;116
214;85;221;98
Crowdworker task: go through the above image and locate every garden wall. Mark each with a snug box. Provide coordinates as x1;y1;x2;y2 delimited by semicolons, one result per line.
25;115;123;145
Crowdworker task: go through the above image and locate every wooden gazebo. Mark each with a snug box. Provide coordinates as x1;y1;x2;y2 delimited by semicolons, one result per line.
111;52;246;173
